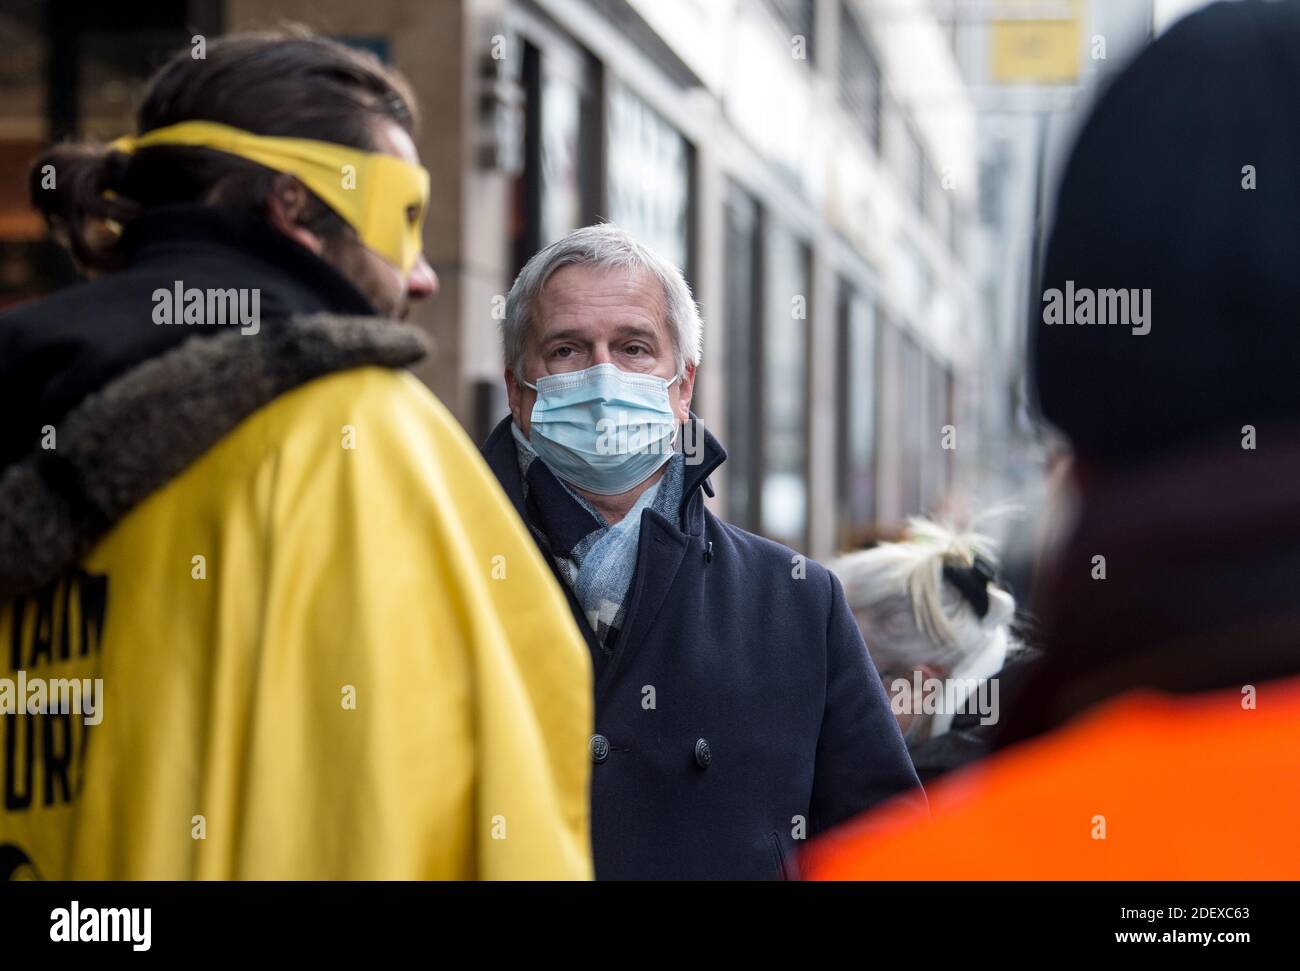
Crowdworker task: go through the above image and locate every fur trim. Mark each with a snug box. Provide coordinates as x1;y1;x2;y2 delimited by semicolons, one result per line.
0;314;429;599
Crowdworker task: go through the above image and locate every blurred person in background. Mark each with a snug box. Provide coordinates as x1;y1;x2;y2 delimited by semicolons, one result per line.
482;223;922;879
830;519;1035;784
0;30;592;879
803;0;1300;879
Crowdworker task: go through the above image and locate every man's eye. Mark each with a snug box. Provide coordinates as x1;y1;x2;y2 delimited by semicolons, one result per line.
553;347;573;358
405;205;420;226
626;345;646;356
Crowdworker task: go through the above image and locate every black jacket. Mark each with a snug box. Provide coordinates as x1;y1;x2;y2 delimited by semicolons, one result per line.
483;417;923;879
0;205;434;604
909;649;1041;783
0;204;375;473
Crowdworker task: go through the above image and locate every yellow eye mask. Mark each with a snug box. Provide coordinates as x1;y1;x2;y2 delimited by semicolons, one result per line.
111;120;430;274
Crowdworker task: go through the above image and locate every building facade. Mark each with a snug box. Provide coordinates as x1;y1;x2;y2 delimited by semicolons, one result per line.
2;0;1034;561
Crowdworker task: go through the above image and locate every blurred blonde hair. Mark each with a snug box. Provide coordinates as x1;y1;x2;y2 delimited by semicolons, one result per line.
830;517;1017;681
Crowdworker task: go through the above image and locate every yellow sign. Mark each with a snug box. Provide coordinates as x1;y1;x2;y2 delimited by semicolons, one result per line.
991;7;1082;84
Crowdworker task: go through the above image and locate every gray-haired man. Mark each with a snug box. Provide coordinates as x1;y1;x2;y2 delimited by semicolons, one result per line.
481;223;922;879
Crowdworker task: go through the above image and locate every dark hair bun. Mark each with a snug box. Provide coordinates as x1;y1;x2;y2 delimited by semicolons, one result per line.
28;143;142;272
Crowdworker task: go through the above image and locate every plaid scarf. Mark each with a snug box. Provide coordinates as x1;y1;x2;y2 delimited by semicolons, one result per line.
511;422;684;653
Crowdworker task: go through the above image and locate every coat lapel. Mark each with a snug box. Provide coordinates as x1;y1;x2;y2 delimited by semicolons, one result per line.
482;414;722;697
596;508;690;699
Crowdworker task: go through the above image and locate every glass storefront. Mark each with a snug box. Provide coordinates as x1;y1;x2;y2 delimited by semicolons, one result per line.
759;221;809;550
605;79;691;274
538;68;586;247
899;330;926;517
724;183;761;530
923;355;955;514
838;0;882;153
512;32;599;275
837;283;878;546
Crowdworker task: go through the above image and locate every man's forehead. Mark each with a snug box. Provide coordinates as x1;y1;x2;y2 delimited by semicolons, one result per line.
536;263;665;329
372;120;420;165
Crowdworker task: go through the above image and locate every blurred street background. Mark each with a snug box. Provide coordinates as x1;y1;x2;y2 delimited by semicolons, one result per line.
0;0;1218;562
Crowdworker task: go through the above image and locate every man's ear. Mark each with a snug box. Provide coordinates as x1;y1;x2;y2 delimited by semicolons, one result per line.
266;175;324;256
505;366;524;427
675;363;697;422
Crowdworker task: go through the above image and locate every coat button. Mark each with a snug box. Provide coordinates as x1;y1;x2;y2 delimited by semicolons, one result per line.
590;734;610;763
694;737;712;769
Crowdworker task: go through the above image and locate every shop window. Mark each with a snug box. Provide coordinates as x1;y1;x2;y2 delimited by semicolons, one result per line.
836;283;879;546
605;80;691;275
839;2;882;153
724;184;761;530
760;222;810;550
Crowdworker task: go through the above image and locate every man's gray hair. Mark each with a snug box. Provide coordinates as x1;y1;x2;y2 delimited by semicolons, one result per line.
502;223;703;377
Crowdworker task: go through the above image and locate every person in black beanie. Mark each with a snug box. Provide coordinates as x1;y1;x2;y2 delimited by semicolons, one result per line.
1011;0;1300;743
802;0;1300;879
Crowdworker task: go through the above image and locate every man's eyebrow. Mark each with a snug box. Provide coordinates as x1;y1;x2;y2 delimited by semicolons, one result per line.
612;323;660;342
539;328;592;345
540;324;660;344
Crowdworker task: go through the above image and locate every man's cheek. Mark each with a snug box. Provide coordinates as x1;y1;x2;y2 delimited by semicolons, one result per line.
363;251;405;309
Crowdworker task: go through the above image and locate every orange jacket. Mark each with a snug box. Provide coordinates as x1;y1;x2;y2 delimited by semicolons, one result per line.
803;676;1300;880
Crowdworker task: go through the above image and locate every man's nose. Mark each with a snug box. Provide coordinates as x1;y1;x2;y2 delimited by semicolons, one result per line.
592;346;613;366
407;255;438;300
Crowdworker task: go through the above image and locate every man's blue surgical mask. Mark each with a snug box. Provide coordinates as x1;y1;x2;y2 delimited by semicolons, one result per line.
522;362;680;495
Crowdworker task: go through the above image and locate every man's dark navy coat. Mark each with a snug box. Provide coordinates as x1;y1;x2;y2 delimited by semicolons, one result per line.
483;417;922;879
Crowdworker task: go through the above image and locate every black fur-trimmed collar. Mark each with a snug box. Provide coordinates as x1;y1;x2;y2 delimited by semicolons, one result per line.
0;313;428;600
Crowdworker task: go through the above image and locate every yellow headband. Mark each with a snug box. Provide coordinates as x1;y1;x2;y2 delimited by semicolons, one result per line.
111;120;429;274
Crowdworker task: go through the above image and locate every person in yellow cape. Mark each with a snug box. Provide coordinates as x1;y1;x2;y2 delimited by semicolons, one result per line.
0;30;593;879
